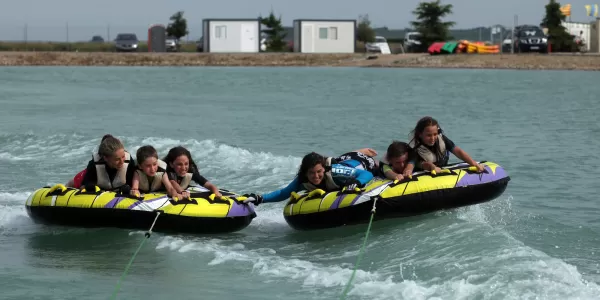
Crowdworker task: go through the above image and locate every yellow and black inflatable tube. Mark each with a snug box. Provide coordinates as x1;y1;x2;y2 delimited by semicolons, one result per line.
283;161;510;231
25;185;257;234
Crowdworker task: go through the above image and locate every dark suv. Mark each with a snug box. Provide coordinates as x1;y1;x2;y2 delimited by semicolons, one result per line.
510;25;548;53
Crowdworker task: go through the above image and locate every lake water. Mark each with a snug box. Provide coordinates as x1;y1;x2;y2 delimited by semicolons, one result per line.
1;66;599;300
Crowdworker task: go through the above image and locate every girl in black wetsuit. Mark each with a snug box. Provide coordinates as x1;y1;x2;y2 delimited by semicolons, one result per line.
406;116;484;173
162;146;222;199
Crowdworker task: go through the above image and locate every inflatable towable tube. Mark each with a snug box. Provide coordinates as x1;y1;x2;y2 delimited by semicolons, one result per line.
283;161;510;231
25;185;256;234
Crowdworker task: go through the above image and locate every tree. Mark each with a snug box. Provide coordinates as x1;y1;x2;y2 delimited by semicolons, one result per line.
410;0;455;52
356;14;376;44
541;0;576;52
166;11;189;41
260;11;287;52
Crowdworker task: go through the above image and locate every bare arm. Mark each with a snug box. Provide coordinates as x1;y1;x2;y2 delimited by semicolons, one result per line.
354;148;377;157
204;181;222;198
402;162;415;177
130;171;140;196
421;161;442;173
384;170;403;181
170;180;184;193
162;174;181;199
452;146;478;166
451;146;484;172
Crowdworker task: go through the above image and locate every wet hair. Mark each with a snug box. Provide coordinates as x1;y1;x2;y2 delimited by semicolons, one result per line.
297;152;327;183
385;141;411;160
163;146;199;173
101;134;114;143
136;145;158;165
409;116;442;149
98;136;124;158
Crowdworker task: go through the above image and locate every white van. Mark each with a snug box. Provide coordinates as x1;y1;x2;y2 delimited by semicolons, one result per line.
404;31;422;52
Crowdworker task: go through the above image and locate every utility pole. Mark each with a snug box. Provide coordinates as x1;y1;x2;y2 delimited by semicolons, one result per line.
66;22;70;51
24;23;28;51
511;15;517;54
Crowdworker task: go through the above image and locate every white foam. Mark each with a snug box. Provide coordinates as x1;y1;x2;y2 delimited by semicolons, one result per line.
154;236;393;292
123;137;301;193
0;192;33;233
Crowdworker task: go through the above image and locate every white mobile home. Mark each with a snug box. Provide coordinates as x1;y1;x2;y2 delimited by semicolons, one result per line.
562;21;591;52
202;18;261;53
293;19;357;53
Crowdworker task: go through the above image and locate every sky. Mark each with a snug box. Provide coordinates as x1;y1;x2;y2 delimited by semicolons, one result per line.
0;0;596;42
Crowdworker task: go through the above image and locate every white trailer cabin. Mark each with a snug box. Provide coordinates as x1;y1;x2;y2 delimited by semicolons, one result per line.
202;18;261;53
293;19;356;53
562;21;591;52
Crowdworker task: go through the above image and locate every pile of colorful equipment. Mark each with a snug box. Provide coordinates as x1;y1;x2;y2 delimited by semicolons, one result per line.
428;40;499;55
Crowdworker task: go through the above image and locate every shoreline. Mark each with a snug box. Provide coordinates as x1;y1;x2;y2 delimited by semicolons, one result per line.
2;51;600;70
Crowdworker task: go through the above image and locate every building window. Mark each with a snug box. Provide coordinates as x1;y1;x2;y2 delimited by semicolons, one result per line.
329;27;338;40
319;27;328;39
215;25;227;39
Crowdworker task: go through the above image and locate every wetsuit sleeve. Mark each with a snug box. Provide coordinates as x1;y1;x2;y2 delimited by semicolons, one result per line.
125;158;137;186
353;168;373;186
262;177;302;203
442;135;456;152
382;164;393;173
80;159;97;186
192;170;208;186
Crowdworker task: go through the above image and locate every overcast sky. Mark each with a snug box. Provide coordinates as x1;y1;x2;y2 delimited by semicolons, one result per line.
0;0;595;41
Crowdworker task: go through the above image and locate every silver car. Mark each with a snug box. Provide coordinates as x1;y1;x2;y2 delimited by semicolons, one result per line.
166;36;179;52
114;33;139;52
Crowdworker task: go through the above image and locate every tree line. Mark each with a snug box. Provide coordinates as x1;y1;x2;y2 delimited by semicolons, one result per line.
166;1;578;53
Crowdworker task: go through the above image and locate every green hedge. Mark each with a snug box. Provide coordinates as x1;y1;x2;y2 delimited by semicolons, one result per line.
0;41;198;52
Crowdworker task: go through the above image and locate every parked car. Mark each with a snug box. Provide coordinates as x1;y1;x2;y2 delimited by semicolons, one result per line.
365;36;391;54
114;33;139;52
166;36;179;52
90;35;104;42
502;25;548;53
404;31;422;52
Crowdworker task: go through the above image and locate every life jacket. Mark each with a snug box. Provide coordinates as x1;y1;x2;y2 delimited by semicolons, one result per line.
92;151;131;191
175;173;194;190
136;159;167;192
336;151;377;173
412;134;450;167
301;157;341;192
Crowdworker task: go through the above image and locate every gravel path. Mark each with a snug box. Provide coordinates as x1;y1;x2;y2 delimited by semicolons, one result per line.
1;51;600;70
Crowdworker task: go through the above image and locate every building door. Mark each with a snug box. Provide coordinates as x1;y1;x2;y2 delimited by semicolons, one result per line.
302;24;314;53
240;23;256;52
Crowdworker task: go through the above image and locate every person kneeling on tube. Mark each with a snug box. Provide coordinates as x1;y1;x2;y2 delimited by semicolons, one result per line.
243;152;374;205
